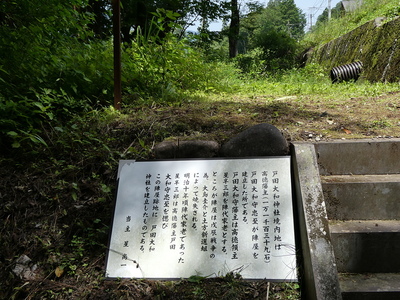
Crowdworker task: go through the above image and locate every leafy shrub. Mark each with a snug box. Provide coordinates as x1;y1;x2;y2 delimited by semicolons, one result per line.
122;31;242;103
0;89;91;152
383;1;400;20
233;48;266;76
0;1;115;152
49;41;114;104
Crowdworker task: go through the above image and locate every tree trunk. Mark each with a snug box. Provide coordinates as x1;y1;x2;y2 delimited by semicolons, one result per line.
229;0;239;58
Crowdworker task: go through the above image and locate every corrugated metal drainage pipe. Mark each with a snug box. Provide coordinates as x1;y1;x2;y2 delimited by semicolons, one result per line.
330;61;363;83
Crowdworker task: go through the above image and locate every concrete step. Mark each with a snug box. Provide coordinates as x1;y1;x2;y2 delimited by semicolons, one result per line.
314;139;400;175
330;220;400;273
339;273;400;300
321;174;400;220
293;141;400;299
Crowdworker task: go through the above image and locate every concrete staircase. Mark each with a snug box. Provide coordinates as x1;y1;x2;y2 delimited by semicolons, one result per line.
315;139;400;300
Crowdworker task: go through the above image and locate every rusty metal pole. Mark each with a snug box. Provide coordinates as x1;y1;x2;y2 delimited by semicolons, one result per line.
112;0;121;110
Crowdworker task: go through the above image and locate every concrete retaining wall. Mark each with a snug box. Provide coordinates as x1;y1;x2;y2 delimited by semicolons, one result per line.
308;17;400;83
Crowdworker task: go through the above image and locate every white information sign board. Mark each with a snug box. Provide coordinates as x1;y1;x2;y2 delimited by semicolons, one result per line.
105;158;297;280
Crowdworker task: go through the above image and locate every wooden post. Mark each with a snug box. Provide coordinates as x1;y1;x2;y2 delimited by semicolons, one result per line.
229;0;239;58
112;0;121;110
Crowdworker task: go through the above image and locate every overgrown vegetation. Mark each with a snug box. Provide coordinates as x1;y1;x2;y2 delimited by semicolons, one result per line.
304;0;400;45
235;0;306;72
2;65;400;299
1;0;400;299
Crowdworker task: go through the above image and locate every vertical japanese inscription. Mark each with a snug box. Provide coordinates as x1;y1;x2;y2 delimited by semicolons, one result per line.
106;158;296;280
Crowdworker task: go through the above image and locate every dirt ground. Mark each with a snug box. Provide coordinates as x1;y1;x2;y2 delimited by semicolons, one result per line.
1;90;399;299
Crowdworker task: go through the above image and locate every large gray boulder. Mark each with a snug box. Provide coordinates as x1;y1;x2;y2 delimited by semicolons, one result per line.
154;140;220;159
220;123;289;157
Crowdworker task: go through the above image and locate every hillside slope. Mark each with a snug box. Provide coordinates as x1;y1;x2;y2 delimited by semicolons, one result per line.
308;16;400;83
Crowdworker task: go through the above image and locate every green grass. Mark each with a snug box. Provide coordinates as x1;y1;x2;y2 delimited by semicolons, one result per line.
2;64;400;299
304;0;400;45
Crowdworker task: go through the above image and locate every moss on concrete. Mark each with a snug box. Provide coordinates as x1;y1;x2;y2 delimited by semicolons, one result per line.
308;17;400;83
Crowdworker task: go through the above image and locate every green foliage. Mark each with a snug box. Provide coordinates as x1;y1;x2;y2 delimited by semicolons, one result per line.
0;0;114;151
237;0;306;72
305;0;400;45
264;0;307;40
0;29;113;101
252;28;299;71
232;48;266;76
122;12;242;103
123;33;242;101
239;63;400;98
119;0;229;44
315;2;345;27
50;41;114;101
188;274;211;283
3;56;400;298
383;0;400;20
0;1;244;152
0;0;96;95
0;89;92;152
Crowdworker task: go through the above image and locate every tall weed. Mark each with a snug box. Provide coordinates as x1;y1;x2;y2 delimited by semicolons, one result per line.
51;41;114;104
0;2;114;152
122;32;242;103
304;0;400;45
0;89;91;152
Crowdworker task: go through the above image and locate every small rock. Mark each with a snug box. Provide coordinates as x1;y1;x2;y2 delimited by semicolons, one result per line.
320;111;328;117
274;96;297;101
12;255;38;280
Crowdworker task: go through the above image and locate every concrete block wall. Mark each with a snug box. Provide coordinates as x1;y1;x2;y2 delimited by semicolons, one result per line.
308;17;400;83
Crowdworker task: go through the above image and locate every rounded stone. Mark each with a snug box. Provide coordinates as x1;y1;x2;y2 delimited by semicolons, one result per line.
154;140;220;159
220;123;289;157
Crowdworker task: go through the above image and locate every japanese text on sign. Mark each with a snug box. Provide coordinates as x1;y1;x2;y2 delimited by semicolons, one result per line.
106;158;296;280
